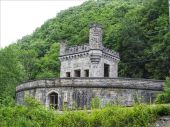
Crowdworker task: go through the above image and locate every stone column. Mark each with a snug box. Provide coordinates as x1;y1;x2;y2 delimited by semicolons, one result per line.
89;50;103;77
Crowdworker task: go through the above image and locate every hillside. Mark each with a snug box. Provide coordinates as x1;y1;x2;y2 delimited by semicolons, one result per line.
0;0;169;102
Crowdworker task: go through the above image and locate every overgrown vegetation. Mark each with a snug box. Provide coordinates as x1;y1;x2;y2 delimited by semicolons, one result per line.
156;77;170;104
0;97;170;127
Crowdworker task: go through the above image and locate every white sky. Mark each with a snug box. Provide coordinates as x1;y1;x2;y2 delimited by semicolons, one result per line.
0;0;86;48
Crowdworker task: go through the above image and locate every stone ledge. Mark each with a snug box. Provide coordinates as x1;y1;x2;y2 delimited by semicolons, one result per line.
21;77;164;84
16;78;164;93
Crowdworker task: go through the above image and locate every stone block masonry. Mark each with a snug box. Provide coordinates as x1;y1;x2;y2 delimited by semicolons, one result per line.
59;23;119;78
16;77;163;110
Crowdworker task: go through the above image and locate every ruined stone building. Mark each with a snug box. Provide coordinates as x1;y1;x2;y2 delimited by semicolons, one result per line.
16;24;163;110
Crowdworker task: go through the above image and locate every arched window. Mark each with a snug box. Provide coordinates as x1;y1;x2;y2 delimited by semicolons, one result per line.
49;92;58;109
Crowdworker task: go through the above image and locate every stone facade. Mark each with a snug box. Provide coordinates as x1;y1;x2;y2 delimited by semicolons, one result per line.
59;24;119;78
16;78;163;110
16;23;164;110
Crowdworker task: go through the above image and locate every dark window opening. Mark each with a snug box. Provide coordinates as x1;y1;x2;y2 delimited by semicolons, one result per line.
104;63;110;77
66;72;70;77
74;70;81;77
84;70;89;77
49;92;58;110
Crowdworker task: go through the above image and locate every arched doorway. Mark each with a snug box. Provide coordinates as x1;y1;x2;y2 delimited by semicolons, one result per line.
49;92;58;109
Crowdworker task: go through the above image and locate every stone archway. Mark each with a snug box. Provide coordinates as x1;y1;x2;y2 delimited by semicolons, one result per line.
46;90;59;110
49;92;58;109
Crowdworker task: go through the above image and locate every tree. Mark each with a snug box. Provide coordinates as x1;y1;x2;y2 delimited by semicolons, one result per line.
35;43;60;79
0;46;25;106
19;49;38;80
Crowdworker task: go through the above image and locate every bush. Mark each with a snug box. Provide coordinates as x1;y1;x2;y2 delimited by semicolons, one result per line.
155;77;170;104
0;98;170;127
90;97;101;109
0;97;58;127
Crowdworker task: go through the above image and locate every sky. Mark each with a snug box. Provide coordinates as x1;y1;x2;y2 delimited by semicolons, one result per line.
0;0;86;48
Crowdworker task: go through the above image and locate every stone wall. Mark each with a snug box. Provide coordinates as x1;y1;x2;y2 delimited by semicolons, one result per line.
16;78;163;110
60;54;91;77
154;116;170;127
59;49;119;78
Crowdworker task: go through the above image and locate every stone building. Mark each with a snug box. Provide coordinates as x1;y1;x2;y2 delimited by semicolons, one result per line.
16;24;164;110
59;24;119;78
60;24;119;78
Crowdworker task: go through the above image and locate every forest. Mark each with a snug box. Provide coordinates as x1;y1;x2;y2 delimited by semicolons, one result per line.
0;0;170;126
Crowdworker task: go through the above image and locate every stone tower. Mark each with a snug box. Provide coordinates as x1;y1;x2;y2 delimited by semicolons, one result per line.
59;23;120;78
89;23;103;49
60;40;67;56
89;24;103;77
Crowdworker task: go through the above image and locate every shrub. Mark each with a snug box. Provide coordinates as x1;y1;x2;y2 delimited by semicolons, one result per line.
155;77;170;104
90;97;101;109
0;98;170;127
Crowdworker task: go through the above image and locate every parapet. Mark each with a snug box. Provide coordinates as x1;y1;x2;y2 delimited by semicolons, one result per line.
102;47;120;59
59;42;120;62
59;43;90;61
65;44;90;55
16;77;164;92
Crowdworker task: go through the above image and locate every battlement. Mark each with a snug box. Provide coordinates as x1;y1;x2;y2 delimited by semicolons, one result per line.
59;23;119;58
59;46;119;62
62;44;90;56
102;47;119;59
60;44;119;57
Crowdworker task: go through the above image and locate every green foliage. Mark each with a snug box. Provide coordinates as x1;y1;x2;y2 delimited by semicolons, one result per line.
0;97;58;127
19;49;38;80
1;98;170;127
155;77;170;104
0;46;25;106
35;43;60;79
90;97;101;109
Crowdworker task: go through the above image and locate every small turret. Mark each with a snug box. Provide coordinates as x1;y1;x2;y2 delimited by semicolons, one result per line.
89;23;103;49
60;40;67;56
88;24;103;77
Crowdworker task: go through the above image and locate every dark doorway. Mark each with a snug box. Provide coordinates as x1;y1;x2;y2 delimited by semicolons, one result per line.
84;70;89;77
49;92;58;109
66;72;71;77
104;63;110;77
74;70;81;77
